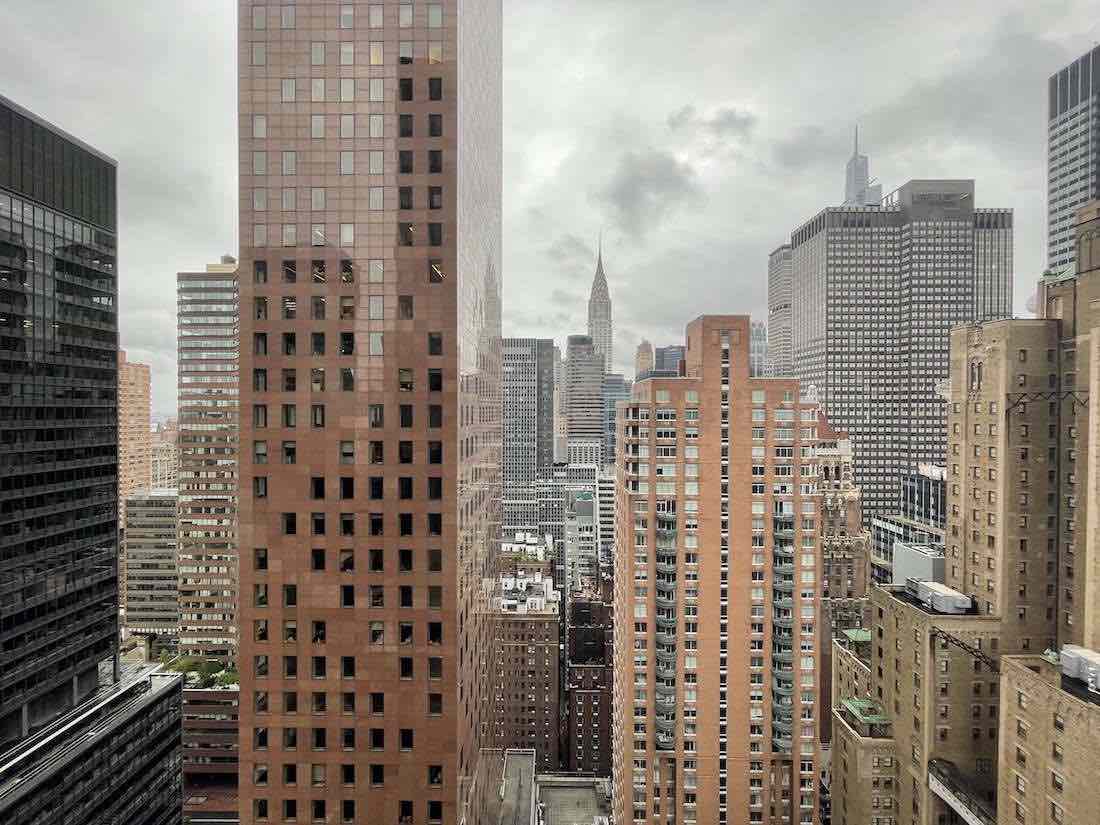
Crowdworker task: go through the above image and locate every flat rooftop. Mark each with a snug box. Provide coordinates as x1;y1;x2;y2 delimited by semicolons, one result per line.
842;628;872;643
842;698;889;725
498;750;535;825
537;775;611;825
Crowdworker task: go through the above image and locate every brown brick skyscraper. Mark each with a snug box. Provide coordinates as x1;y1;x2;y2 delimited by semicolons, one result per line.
613;316;822;825
235;2;502;824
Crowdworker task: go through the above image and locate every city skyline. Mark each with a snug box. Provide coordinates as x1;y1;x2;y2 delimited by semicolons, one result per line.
0;1;1093;414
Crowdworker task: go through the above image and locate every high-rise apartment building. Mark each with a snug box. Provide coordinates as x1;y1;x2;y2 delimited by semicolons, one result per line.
1047;46;1100;270
490;571;560;772
564;334;605;447
635;339;653;380
563;491;597;594
613;316;822;825
767;244;793;377
152;439;180;488
588;244;613;372
119;349;153;513
177;259;239;662
0;94;120;748
602;372;630;468
787;179;1013;522
750;319;768;377
124;488;180;643
236;3;503;824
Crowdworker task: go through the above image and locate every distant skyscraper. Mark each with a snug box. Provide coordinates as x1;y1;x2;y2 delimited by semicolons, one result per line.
587;242;613;371
502;338;555;490
118;349;152;516
0;94;120;749
749;319;767;376
788;179;1012;521
177;259;238;661
653;344;685;375
767;244;793;376
634;339;653;379
564;335;605;447
1047;46;1100;270
843;126;882;206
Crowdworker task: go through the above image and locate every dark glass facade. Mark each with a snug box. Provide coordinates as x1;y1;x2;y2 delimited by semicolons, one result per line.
0;95;118;748
0;665;183;825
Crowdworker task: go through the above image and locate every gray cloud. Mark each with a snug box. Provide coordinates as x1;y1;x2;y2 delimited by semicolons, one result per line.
669;104;756;140
592;150;703;239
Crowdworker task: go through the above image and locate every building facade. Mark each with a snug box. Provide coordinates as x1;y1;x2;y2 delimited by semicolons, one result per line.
612;316;822;825
1047;46;1100;271
566;584;613;776
564;334;605;447
587;244;613;372
653;344;685;375
0;94;120;749
177;260;239;661
767;244;793;377
124;489;180;642
501;337;555;491
235;3;504;823
490;571;560;772
788;179;1013;522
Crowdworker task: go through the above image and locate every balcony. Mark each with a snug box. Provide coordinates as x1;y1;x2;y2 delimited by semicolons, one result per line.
772;578;794;593
655;732;674;751
772;677;793;696
772;733;792;752
656;560;677;575
655;593;677;609
773;613;794;629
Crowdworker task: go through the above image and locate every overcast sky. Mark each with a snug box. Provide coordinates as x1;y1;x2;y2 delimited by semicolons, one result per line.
0;0;1096;416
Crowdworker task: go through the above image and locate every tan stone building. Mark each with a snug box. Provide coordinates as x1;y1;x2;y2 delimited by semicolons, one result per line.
612;316;822;825
946;202;1100;653
829;697;895;825
997;652;1100;825
635;339;653;380
151;420;179;488
235;2;504;823
118;350;152;508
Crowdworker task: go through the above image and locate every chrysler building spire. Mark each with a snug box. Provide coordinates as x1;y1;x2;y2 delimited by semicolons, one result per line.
587;234;613;372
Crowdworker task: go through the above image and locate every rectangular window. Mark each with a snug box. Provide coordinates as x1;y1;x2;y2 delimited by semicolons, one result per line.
340;114;355;139
311;42;325;66
370;42;384;65
340;42;354;65
281;79;296;102
341;151;355;175
340;78;355;102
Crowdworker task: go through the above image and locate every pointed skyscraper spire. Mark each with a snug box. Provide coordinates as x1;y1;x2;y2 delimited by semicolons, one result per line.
587;232;613;372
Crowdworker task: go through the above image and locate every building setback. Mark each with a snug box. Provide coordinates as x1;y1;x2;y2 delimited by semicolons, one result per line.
235;2;504;823
788;179;1013;523
613;316;822;825
0;94;120;749
1047;45;1100;271
869;464;946;584
177;261;239;661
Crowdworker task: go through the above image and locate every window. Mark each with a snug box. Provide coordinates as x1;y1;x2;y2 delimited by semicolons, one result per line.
280;4;295;28
339;41;354;65
340;151;354;175
399;78;414;101
340;78;355;102
400;3;414;27
281;78;296;102
253;115;268;138
429;150;443;173
429;113;443;137
369;41;384;65
429;77;442;99
369;187;384;210
339;4;354;28
311;78;325;102
400;41;413;64
428;332;443;355
429;186;443;209
369;78;384;101
252;42;267;65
